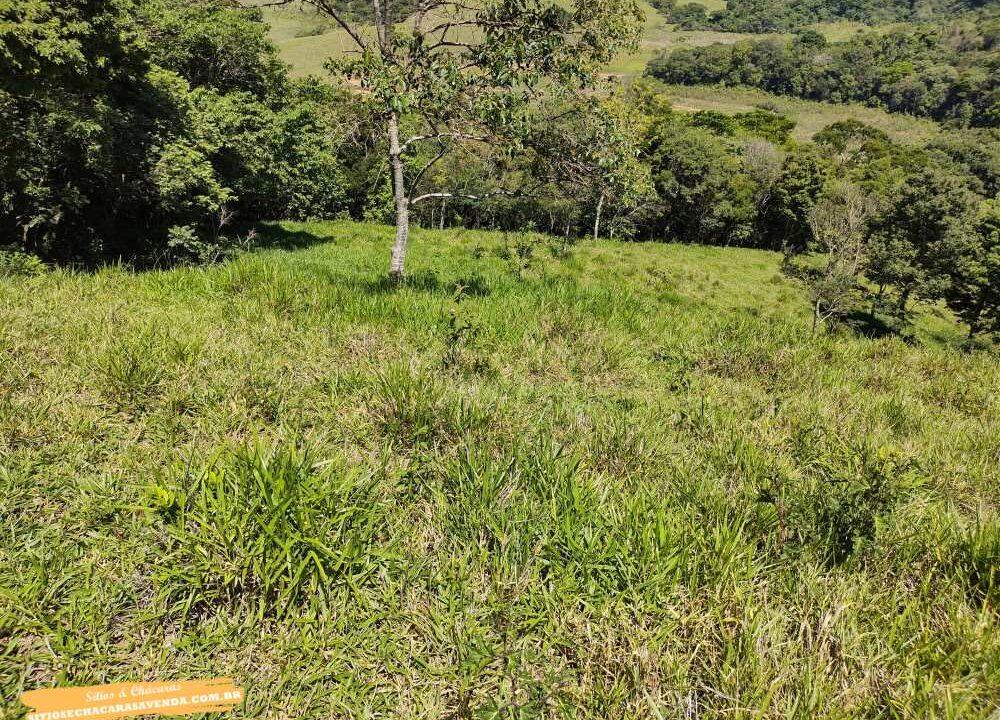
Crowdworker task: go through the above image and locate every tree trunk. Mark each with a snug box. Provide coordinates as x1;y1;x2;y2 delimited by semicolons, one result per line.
593;191;604;241
440;198;446;230
968;296;986;339
871;283;885;315
387;113;409;284
897;286;912;315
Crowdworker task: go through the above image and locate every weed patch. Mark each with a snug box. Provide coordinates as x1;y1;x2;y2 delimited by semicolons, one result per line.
151;444;395;619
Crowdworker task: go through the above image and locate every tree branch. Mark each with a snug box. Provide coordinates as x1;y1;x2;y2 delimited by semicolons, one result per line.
401;131;489;152
410;189;507;205
407;145;449;202
302;0;369;52
410;181;543;206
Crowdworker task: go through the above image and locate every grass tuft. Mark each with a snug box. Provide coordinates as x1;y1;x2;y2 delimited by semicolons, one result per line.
152;443;394;619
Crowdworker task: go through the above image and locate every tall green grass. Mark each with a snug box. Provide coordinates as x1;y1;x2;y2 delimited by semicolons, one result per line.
1;220;997;718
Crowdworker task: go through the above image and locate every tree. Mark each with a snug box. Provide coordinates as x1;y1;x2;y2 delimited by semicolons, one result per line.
941;198;1000;339
258;0;642;282
866;166;976;315
0;0;151;259
761;144;831;252
813;119;890;156
643;120;754;245
802;181;875;332
742;139;782;243
528;96;653;240
926;130;1000;198
669;2;710;29
1;0;348;262
140;0;287;95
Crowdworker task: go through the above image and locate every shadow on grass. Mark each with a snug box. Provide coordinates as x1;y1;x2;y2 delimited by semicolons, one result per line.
841;310;899;340
251;223;333;251
360;270;492;298
251;223;495;298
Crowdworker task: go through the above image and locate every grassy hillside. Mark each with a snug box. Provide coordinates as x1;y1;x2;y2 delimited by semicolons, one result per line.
260;2;878;79
3;221;998;718
652;83;942;143
258;2;938;144
260;1;775;78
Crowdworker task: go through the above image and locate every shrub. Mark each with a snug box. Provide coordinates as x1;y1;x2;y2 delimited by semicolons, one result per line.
94;333;168;410
368;365;489;447
954;515;1000;607
779;439;920;565
0;249;47;277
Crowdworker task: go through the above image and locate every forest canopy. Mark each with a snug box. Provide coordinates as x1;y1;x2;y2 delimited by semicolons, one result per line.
646;20;1000;127
658;0;1000;32
0;0;347;262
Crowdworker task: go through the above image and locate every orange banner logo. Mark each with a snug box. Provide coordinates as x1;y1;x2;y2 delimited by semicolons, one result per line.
19;679;243;720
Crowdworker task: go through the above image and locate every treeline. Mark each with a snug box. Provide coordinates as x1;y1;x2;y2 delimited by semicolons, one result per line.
2;2;998;337
427;80;1000;337
655;0;997;32
1;0;347;263
646;21;1000;127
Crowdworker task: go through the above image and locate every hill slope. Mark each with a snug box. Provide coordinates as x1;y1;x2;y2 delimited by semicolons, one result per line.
258;2;943;144
3;221;998;717
655;83;942;142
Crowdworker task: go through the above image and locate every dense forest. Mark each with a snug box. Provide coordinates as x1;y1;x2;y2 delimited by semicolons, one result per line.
656;0;999;31
646;19;1000;126
1;0;347;263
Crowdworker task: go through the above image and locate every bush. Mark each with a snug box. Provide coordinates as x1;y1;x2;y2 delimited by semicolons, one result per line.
94;332;168;411
779;439;920;565
0;249;46;277
368;364;490;447
955;516;999;607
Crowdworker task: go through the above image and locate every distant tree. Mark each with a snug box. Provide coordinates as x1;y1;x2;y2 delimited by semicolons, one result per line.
942;198;1000;339
926;130;1000;197
670;2;710;29
646;23;1000;128
742;139;783;242
646;44;735;85
795;28;828;51
644;121;754;244
761;145;832;251
530;97;654;240
703;0;987;32
648;0;677;16
733;109;796;143
258;0;642;282
866;165;977;314
690;111;737;136
813;119;890;155
140;0;287;95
